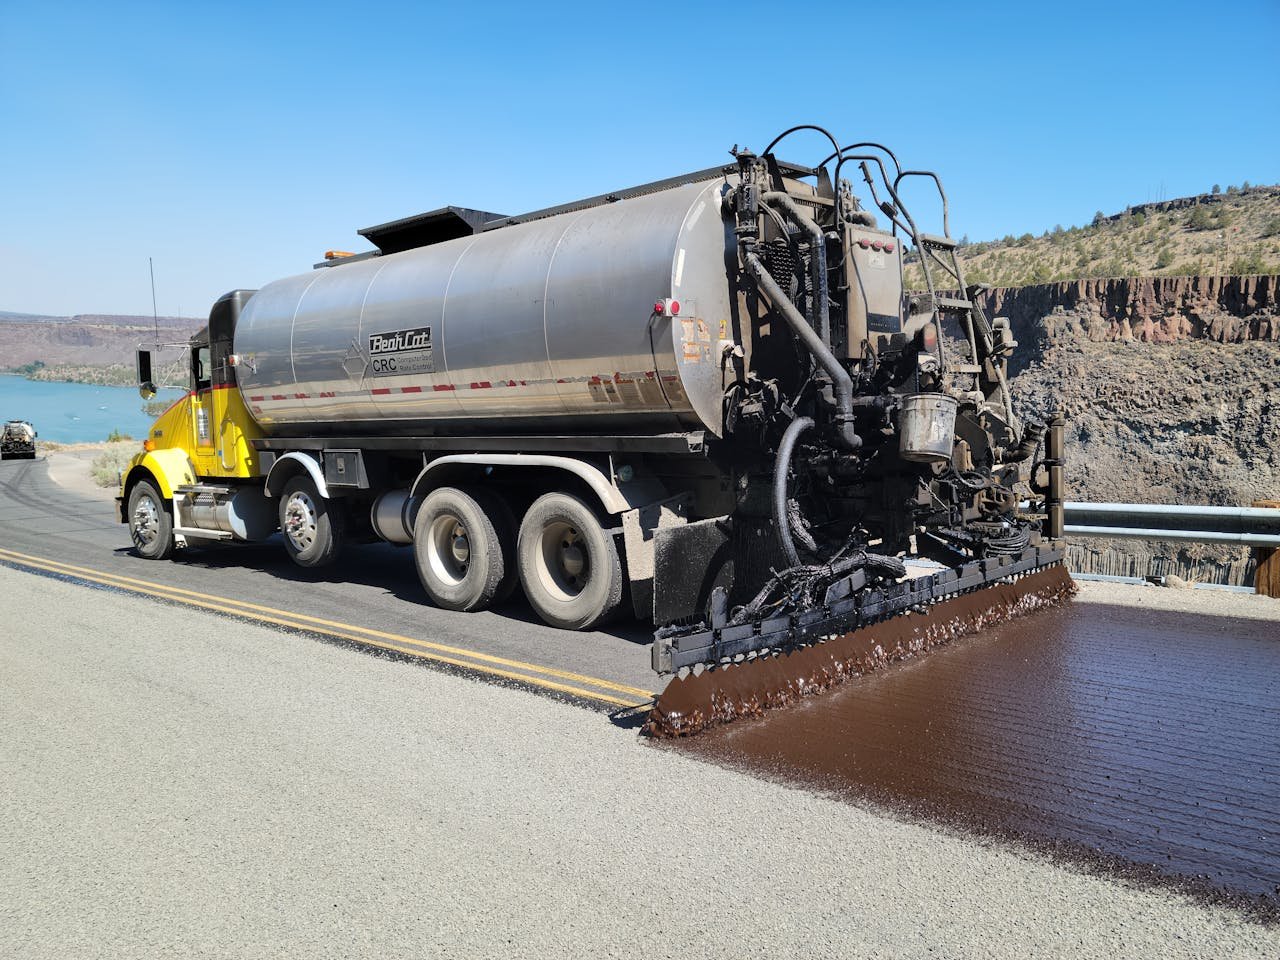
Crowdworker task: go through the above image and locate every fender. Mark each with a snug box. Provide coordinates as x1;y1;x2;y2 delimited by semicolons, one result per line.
410;454;645;515
125;448;197;500
264;451;331;499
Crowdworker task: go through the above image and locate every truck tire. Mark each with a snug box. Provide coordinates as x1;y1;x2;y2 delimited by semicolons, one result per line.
517;492;622;630
470;488;520;603
128;479;175;560
279;475;344;568
414;486;507;612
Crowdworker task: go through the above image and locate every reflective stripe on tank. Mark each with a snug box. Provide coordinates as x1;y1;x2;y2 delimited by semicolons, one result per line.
246;369;672;401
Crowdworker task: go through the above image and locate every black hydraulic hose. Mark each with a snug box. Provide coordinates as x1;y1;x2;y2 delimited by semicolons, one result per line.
819;142;904;179
773;416;814;568
762;124;843;164
744;251;862;451
728;547;907;626
761;191;830;345
1001;420;1043;464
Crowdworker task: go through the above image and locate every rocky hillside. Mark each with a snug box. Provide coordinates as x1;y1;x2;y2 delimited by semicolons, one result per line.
908;183;1280;288
0;313;201;385
972;274;1280;585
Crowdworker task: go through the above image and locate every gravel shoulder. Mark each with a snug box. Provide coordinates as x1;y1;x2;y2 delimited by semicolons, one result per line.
1075;577;1277;620
1;564;1275;959
43;446;120;502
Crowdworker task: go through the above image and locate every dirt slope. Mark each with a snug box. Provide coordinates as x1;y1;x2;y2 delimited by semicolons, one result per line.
908;183;1280;288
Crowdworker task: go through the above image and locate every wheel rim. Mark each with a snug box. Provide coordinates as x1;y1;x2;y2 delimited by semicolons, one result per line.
426;512;471;586
132;493;161;547
535;520;588;602
283;490;318;552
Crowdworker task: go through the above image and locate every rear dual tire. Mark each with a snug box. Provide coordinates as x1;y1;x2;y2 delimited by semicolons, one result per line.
517;492;622;631
413;487;622;630
414;486;517;612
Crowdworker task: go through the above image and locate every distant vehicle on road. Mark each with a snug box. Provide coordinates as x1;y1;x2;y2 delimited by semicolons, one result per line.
1;420;37;460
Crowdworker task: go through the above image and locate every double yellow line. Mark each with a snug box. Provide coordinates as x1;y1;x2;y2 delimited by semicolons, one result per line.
0;546;655;710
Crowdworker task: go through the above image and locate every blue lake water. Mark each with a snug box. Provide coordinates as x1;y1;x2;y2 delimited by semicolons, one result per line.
0;375;186;444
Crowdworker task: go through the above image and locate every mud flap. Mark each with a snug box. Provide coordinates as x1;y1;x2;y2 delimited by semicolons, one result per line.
652;517;732;626
621;496;690;621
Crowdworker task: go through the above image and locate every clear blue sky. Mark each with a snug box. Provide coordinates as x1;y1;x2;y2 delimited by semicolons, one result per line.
2;0;1276;318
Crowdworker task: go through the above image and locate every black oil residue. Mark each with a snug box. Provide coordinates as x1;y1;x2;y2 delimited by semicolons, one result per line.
673;599;1280;911
649;566;1076;737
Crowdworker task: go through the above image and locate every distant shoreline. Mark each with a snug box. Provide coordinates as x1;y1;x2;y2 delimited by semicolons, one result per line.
4;364;136;388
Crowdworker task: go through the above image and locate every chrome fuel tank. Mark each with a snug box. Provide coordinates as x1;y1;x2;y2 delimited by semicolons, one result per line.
235;178;737;437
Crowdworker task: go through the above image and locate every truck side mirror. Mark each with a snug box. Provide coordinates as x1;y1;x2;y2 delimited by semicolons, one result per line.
137;348;157;400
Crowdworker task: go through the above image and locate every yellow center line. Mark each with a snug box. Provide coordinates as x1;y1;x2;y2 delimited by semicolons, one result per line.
0;546;655;709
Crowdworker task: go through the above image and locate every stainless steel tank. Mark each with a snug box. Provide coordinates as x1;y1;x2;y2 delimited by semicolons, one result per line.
235;178;738;437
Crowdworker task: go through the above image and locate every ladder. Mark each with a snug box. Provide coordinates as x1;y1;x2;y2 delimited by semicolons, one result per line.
889;170;1017;429
915;232;992;378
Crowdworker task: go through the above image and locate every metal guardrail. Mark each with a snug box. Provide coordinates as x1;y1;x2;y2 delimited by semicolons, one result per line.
1064;502;1280;547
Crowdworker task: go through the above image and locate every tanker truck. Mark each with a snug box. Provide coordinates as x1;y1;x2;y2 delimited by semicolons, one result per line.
1;420;37;460
118;126;1066;675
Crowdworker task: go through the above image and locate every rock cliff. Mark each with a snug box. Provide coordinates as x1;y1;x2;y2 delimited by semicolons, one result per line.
980;274;1280;347
971;275;1280;586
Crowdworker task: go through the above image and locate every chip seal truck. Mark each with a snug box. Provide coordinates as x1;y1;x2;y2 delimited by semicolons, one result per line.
118;126;1066;675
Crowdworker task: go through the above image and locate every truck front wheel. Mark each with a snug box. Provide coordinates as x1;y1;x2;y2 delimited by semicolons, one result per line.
517;492;622;630
128;479;174;560
414;486;507;612
279;476;345;568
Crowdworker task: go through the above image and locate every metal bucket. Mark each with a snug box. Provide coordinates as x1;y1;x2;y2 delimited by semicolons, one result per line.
899;393;958;463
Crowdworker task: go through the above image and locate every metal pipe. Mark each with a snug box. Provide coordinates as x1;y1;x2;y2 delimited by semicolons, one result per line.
744;251;861;451
894;170;951;237
761;191;830;345
1065;502;1280;535
1066;502;1280;521
1064;525;1280;548
773;416;815;568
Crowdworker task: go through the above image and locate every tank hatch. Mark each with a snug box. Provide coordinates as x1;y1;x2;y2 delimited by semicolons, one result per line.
358;205;508;255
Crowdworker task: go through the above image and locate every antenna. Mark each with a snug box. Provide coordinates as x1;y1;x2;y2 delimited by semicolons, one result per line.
149;256;159;342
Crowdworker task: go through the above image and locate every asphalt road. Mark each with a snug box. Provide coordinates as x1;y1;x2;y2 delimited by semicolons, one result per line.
2;452;1278;957
5;561;1278;959
0;452;661;704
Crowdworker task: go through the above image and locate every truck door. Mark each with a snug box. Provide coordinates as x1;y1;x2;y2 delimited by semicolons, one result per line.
189;341;218;477
193;290;261;479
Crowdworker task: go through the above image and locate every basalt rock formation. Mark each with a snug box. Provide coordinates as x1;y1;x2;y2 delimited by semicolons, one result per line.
980;274;1280;351
971;274;1280;586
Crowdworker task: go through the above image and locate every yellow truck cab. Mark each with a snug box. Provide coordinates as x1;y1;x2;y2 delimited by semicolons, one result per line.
118;290;272;558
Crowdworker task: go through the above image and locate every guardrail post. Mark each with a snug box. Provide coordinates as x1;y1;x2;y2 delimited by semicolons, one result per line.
1045;412;1065;539
1254;499;1280;598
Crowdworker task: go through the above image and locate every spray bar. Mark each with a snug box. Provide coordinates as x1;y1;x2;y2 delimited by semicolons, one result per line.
652;542;1065;674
